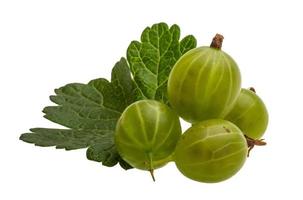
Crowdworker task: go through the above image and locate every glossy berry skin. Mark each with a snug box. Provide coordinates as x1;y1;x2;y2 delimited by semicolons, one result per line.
115;100;182;171
174;119;247;183
167;46;241;123
225;88;268;139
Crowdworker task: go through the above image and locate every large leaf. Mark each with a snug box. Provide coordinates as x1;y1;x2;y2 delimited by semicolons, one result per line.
127;22;197;104
20;58;138;169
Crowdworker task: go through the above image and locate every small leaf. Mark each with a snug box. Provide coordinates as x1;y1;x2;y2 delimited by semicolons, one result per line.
127;22;197;104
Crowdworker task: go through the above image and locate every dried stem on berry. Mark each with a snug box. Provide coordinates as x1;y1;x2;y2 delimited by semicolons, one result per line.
249;87;256;93
210;34;224;49
245;135;266;157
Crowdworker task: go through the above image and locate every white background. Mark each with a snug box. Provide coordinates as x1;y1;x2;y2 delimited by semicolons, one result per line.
1;0;302;199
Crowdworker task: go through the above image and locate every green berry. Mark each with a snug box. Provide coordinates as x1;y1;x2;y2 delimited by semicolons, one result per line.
174;119;247;183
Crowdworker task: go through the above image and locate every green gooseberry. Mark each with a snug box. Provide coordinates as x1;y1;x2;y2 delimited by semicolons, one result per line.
115;100;182;180
168;34;241;123
225;87;268;155
174;119;247;183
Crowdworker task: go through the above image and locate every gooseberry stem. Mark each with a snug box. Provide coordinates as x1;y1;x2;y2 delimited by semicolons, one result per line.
245;135;267;157
210;34;224;49
149;169;155;182
249;87;256;93
148;153;155;182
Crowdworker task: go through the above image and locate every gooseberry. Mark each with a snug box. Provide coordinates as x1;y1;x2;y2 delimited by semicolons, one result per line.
174;119;247;183
168;34;241;123
115;100;182;180
225;87;268;155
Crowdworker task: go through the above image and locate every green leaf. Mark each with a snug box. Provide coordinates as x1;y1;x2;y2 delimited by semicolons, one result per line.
127;22;197;104
21;58;138;169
